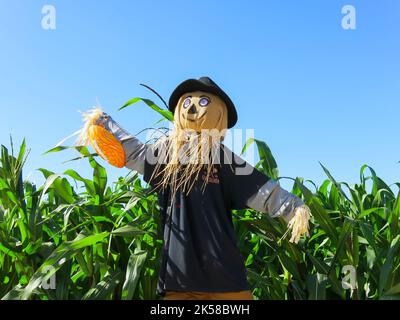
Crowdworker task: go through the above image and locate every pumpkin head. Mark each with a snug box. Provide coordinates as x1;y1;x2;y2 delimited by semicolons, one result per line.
174;91;228;133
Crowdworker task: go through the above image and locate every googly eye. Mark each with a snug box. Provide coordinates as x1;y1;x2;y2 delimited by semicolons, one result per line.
183;97;191;108
199;97;210;107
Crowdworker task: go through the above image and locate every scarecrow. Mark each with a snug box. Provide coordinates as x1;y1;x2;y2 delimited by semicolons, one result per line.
77;77;311;300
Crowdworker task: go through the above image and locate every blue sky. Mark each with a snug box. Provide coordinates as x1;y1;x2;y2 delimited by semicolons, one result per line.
0;0;399;191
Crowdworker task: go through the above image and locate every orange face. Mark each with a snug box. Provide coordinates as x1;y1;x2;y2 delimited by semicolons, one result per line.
174;91;228;132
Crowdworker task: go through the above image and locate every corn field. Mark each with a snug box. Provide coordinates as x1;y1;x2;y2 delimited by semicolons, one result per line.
0;100;399;300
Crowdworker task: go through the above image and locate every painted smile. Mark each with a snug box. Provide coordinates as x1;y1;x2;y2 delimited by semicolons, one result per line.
183;111;207;122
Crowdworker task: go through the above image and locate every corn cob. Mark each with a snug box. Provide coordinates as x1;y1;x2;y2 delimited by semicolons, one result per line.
76;107;126;168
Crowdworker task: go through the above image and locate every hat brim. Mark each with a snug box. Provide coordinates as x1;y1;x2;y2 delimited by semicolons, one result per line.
168;79;238;128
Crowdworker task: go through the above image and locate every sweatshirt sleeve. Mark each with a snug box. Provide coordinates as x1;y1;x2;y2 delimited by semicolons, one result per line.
245;179;305;223
223;145;304;223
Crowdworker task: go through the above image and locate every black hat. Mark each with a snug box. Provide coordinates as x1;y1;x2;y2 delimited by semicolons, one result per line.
168;77;238;128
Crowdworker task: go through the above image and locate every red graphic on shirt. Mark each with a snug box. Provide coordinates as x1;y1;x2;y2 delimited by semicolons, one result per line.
201;166;220;184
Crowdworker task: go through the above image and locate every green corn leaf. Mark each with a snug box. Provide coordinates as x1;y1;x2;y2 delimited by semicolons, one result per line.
390;191;400;240
112;224;149;237
277;251;302;280
306;253;343;297
64;169;96;197
122;250;147;300
15;232;109;300
82;270;123;300
42;145;72;155
296;179;338;243
38;169;76;204
306;274;327;300
319;162;351;203
384;282;400;296
379;235;400;295
329;218;354;270
242;138;279;180
119;97;173;122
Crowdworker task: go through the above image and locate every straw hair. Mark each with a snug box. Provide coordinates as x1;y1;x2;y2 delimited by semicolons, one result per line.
149;125;227;197
282;204;312;244
149;96;228;196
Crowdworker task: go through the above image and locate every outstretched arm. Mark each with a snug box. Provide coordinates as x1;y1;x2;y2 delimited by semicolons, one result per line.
225;146;311;244
77;108;146;174
246;179;311;243
246;179;303;223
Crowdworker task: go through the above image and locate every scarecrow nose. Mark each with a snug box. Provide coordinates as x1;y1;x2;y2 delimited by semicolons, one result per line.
188;104;197;114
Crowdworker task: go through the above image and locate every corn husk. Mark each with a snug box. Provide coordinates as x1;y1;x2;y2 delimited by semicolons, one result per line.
76;107;104;146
